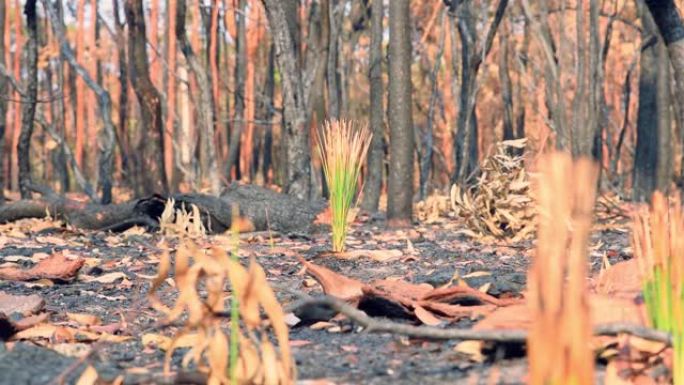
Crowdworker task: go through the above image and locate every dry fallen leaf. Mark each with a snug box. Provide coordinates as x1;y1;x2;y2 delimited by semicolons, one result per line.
66;313;101;326
0;253;84;282
298;257;366;301
75;365;99;385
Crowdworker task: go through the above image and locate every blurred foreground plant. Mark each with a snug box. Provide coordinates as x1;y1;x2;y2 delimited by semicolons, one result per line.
317;119;372;252
148;239;293;385
528;152;597;385
633;192;684;385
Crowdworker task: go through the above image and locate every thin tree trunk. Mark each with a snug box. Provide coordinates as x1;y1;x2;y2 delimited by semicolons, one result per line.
387;0;414;226
261;0;311;200
176;0;220;195
42;0;116;203
326;0;343;119
112;0;130;186
228;0;246;181
0;0;7;203
124;0;169;196
361;0;384;213
17;0;38;199
166;0;177;189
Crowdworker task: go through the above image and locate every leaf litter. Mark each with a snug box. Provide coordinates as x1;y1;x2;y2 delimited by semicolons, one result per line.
0;170;672;384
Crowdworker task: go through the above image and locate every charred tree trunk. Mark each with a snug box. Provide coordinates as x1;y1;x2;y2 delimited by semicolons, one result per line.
175;0;220;195
326;0;343;119
124;0;169;196
634;8;673;201
261;0;311;200
449;0;508;185
361;0;384;213
229;0;247;181
0;0;7;204
387;0;414;226
18;0;38;199
112;0;130;184
642;0;684;188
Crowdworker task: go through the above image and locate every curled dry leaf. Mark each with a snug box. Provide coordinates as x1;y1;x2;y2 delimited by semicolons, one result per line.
0;252;84;282
298;257;366;301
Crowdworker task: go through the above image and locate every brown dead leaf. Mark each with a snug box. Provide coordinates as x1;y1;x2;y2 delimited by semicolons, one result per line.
370;279;433;301
473;304;530;330
67;313;101;326
13;313;49;330
75;365;99;385
335;249;403;262
80;272;128;284
0;292;45;316
0;253;84;282
413;305;443;326
298;258;366;301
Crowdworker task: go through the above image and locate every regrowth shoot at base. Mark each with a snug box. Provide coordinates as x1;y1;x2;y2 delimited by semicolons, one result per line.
317;119;372;252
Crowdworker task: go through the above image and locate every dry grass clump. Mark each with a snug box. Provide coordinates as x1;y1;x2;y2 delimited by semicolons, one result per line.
159;198;207;238
317;119;372;252
450;139;534;242
633;192;684;385
148;240;293;385
527;152;597;385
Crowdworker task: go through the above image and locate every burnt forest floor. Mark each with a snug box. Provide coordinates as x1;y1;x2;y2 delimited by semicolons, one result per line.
0;213;632;385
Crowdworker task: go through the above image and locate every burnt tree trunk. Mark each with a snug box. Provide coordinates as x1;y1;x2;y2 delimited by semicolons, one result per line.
229;0;247;181
634;8;673;201
176;0;220;194
261;0;311;200
361;0;385;212
0;0;7;204
112;0;130;185
124;0;169;195
18;0;39;199
387;0;414;226
643;0;684;188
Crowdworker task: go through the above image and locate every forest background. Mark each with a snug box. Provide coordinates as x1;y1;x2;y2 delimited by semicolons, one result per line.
0;0;679;217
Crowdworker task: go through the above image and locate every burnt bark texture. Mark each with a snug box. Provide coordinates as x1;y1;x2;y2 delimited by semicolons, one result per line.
41;0;116;204
387;0;414;226
124;0;169;196
112;0;130;184
261;0;311;200
361;0;385;212
633;8;673;201
449;0;508;184
18;0;39;199
176;0;220;194
0;0;7;204
643;0;684;188
0;185;323;235
229;0;247;181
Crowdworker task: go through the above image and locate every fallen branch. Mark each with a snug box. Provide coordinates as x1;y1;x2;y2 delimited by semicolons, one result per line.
286;296;673;345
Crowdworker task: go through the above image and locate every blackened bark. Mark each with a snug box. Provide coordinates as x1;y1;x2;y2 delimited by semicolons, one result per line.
500;26;515;142
112;0;130;182
259;45;276;185
326;0;343;119
18;0;38;199
642;0;684;189
450;0;508;184
361;0;384;212
125;0;168;195
387;0;414;225
634;10;672;201
0;0;7;203
229;0;247;181
261;0;311;200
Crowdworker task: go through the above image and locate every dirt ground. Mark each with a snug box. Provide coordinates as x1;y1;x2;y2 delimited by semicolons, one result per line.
0;213;631;385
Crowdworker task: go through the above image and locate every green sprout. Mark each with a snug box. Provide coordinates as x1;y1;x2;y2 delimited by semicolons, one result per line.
633;192;684;385
317;120;372;252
